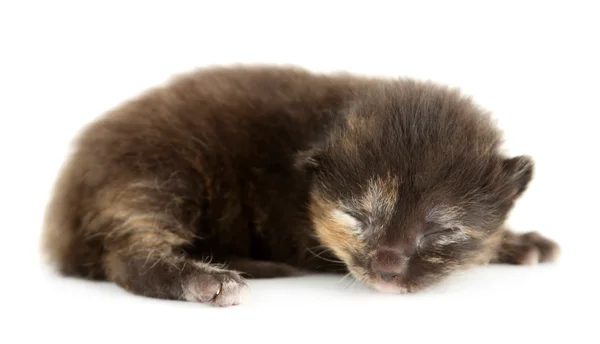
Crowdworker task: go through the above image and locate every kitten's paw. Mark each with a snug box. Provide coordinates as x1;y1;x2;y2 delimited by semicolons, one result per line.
182;269;249;307
494;231;560;265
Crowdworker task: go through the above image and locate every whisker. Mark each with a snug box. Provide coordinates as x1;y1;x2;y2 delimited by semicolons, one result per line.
339;272;361;290
306;247;344;265
141;249;156;270
141;253;166;275
338;272;352;283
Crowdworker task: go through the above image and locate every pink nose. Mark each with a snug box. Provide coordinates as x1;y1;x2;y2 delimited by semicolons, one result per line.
372;249;408;282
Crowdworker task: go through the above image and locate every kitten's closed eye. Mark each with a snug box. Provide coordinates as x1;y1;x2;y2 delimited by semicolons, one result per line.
423;227;457;238
418;227;462;253
331;209;365;235
338;209;370;227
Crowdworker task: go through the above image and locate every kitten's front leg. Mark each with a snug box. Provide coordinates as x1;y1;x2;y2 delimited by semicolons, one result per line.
105;234;249;307
490;230;560;265
102;212;248;306
97;179;251;307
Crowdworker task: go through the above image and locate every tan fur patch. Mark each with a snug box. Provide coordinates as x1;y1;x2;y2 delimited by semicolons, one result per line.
426;205;464;227
338;112;377;158
473;228;504;264
104;210;187;248
93;181;190;251
422;257;444;264
426;205;486;240
309;192;365;263
360;175;399;217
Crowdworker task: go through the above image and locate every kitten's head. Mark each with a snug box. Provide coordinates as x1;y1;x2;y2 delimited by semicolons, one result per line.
297;80;534;293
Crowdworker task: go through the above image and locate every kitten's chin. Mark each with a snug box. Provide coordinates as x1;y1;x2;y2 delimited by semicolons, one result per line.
346;267;411;294
371;281;409;294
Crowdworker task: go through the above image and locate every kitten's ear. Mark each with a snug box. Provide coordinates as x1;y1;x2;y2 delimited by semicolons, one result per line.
502;155;534;197
294;147;324;172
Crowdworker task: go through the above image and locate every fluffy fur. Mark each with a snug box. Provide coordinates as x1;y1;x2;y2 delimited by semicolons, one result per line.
42;65;559;306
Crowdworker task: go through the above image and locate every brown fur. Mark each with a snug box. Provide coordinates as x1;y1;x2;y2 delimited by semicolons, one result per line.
42;64;559;306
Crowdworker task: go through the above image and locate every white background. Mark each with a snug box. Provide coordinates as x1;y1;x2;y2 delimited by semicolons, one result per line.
1;1;599;343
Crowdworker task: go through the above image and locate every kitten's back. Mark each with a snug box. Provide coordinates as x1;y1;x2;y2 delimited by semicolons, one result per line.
41;65;368;278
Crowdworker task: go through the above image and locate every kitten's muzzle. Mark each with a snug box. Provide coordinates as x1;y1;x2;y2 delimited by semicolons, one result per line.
371;248;409;282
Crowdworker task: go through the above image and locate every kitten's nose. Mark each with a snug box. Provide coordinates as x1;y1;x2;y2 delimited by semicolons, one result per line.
372;248;407;282
378;271;398;282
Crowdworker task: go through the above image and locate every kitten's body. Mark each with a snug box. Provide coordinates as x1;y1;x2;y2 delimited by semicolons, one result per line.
43;65;559;306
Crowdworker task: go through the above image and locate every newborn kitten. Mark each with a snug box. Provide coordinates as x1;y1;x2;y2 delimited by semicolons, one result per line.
42;65;560;306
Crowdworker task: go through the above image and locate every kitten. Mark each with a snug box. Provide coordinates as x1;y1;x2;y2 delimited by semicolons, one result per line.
42;65;559;306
